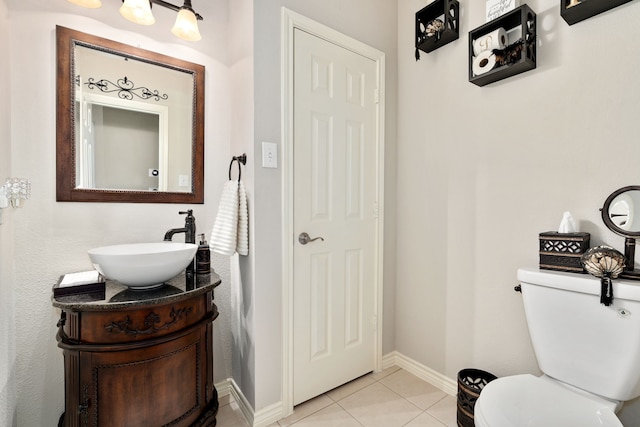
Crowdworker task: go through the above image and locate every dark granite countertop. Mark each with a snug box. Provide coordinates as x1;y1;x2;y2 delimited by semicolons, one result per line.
52;271;221;311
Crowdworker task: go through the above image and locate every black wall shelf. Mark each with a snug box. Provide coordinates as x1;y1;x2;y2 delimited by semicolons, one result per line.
468;4;537;87
561;0;635;25
415;0;460;58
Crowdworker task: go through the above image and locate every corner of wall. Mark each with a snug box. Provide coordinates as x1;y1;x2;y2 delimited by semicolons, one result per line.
0;0;17;425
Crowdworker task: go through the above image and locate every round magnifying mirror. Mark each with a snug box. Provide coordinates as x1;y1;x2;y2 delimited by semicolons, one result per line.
601;186;640;279
601;186;640;237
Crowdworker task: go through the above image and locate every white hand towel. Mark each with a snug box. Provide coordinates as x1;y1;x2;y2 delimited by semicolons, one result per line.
237;181;249;256
210;179;249;256
210;180;239;256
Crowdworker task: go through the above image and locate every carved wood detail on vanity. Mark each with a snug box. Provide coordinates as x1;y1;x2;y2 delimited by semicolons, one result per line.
104;306;193;336
79;297;207;344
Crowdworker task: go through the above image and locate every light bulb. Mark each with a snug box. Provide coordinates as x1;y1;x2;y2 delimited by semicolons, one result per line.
67;0;102;8
119;0;156;26
171;8;201;41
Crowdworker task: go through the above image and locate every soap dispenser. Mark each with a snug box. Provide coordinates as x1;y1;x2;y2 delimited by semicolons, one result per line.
196;234;211;274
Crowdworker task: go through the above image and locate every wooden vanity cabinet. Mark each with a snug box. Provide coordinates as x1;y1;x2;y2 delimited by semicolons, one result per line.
54;275;219;427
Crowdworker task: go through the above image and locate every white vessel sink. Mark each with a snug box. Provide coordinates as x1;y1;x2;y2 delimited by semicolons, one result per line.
88;242;198;289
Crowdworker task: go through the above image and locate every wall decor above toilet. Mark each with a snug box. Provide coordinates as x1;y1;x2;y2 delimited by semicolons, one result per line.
415;0;460;59
468;4;536;86
561;0;636;25
485;0;518;21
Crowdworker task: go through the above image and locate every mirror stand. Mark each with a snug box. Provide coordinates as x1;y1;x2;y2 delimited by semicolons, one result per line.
620;236;639;279
624;237;636;271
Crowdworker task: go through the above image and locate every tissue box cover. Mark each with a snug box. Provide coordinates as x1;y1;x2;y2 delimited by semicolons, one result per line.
539;232;590;273
53;271;106;299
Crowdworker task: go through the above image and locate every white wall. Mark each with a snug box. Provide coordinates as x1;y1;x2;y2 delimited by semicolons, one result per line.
7;2;234;425
0;0;17;425
251;0;398;411
396;0;640;424
228;0;256;408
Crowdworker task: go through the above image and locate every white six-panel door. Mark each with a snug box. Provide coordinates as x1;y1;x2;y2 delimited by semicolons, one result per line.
292;28;379;405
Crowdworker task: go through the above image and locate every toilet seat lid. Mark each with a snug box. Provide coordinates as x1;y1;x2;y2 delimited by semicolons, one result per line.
475;374;623;427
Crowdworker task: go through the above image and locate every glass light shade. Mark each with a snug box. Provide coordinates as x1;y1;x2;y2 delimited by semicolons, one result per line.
119;0;155;26
171;8;202;41
67;0;102;8
3;178;31;208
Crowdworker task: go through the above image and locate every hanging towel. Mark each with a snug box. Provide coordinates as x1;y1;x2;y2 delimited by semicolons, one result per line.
237;181;249;256
210;180;249;256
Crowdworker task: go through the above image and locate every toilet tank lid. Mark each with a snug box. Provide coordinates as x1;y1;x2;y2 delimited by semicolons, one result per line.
517;268;640;302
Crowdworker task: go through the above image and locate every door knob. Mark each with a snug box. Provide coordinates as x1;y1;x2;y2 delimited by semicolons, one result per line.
298;232;324;245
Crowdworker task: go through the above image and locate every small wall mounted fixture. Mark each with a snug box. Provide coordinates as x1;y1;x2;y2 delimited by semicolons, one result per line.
67;0;203;41
0;178;31;224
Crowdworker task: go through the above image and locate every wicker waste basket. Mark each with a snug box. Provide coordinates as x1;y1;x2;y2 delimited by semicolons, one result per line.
457;368;497;427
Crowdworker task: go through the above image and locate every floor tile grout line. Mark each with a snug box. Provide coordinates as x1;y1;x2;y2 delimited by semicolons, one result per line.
400;409;426;427
284;401;367;427
270;366;455;427
375;375;425;412
425;394;456;426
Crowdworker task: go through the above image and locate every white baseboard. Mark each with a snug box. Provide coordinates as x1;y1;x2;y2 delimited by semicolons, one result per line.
217;352;457;427
253;401;284;427
382;351;458;396
215;378;254;425
215;378;284;427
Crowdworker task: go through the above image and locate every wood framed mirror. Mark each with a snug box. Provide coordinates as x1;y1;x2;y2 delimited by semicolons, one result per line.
56;26;205;203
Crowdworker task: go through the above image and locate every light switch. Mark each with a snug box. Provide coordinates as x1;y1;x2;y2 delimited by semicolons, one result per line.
262;142;278;168
178;174;190;187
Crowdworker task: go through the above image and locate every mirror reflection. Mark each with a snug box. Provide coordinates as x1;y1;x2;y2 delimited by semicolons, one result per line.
607;190;640;232
601;186;640;280
56;26;205;203
74;45;193;192
602;187;640;236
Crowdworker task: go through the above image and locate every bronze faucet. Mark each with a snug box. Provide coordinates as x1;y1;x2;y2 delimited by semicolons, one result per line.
164;210;196;244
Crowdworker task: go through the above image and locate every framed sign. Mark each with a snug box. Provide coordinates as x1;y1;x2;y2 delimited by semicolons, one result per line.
486;0;519;21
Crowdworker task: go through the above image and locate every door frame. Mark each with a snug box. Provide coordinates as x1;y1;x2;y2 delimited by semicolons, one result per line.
280;7;386;416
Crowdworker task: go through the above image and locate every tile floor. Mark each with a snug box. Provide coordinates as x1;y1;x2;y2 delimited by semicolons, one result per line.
217;366;458;427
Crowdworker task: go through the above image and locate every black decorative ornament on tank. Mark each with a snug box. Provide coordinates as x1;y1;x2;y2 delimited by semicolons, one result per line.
581;246;625;306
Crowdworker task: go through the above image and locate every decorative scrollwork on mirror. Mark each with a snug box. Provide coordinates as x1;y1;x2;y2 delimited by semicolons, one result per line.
85;76;169;102
601;185;640;280
56;26;205;203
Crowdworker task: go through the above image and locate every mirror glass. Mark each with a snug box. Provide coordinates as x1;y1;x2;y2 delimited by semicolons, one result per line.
57;26;205;203
601;186;640;236
601;185;640;280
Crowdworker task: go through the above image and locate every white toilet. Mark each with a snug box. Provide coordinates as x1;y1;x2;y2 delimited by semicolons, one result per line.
475;267;640;427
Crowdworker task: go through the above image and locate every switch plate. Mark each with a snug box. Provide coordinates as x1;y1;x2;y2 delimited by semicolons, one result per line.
178;174;190;187
262;142;278;168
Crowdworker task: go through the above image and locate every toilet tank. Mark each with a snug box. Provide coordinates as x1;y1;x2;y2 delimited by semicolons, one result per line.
518;267;640;402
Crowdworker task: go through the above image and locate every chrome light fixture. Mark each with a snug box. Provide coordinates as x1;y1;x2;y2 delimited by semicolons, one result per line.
68;0;204;42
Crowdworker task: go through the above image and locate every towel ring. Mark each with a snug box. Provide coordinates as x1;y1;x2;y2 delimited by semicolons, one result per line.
228;153;247;181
